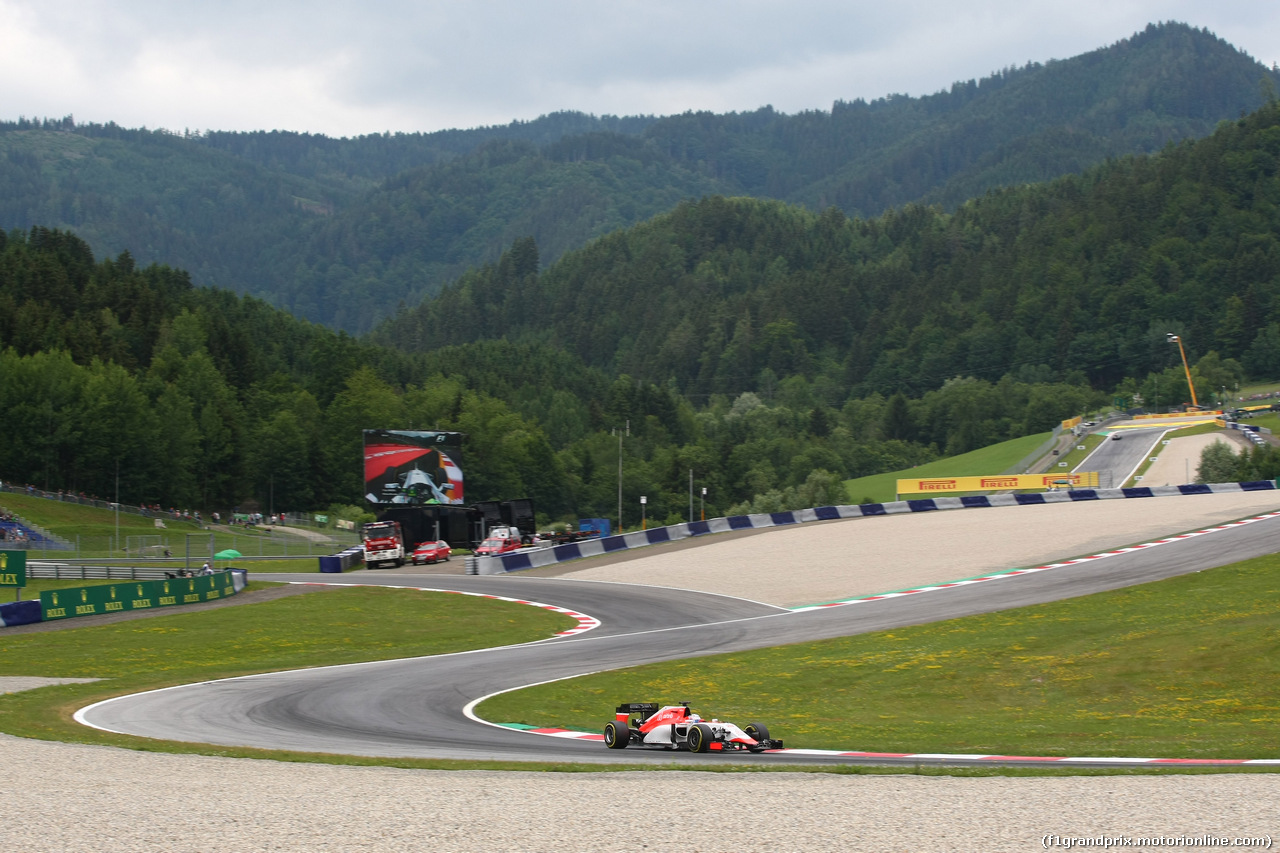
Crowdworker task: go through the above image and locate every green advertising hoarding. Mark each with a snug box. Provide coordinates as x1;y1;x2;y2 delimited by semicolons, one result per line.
41;571;238;621
0;550;26;587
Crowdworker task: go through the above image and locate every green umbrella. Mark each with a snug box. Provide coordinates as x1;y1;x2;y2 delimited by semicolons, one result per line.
214;549;242;560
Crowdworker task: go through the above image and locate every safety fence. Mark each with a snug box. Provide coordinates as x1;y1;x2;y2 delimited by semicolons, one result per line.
1005;425;1063;475
23;563;175;580
470;480;1280;575
1;528;357;561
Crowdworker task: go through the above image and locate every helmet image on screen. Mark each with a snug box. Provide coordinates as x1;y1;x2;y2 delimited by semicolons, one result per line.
363;430;465;506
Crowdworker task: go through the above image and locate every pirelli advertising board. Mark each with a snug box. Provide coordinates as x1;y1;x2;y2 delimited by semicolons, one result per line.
40;571;241;621
897;472;1101;495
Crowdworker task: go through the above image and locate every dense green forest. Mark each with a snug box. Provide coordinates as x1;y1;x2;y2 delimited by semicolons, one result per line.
1;23;1274;332
6;96;1280;526
0;225;1100;525
380;99;1280;406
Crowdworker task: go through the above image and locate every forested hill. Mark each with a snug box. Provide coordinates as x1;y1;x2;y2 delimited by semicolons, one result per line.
8;103;1280;526
1;22;1275;332
0;225;1099;528
0;226;607;517
380;99;1280;402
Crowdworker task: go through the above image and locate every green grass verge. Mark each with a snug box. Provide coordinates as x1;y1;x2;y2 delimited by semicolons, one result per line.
1242;412;1280;433
1168;422;1226;438
0;491;355;558
0;585;574;751
1049;434;1104;474
1236;381;1280;398
0;491;184;534
843;432;1052;503
478;553;1280;761
221;558;327;573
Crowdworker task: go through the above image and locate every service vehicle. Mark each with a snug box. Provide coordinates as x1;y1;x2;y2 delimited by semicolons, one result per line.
474;535;524;557
361;520;406;569
411;540;452;565
474;525;526;556
603;702;783;753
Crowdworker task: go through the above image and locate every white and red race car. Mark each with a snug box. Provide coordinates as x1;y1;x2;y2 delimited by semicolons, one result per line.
603;702;783;753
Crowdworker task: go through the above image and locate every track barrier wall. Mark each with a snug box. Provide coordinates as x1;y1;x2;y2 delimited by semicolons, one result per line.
23;570;247;624
318;547;365;573
0;599;41;627
897;472;1100;494
473;480;1280;575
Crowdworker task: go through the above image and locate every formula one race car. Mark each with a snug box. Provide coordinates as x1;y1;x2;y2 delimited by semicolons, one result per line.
603;702;783;753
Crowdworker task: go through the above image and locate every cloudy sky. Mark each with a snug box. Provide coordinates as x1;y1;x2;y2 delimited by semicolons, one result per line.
2;1;1276;138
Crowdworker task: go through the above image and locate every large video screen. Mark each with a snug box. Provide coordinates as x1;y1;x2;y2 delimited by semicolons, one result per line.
363;430;465;507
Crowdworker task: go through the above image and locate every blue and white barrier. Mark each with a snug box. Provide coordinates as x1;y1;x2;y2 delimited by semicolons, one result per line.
318;546;365;573
473;480;1280;575
0;599;43;627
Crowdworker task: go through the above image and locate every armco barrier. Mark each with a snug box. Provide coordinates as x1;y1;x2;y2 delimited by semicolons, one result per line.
473;480;1280;575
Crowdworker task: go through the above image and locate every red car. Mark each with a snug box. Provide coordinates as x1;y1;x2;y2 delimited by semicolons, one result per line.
411;540;452;565
474;535;523;557
603;702;783;753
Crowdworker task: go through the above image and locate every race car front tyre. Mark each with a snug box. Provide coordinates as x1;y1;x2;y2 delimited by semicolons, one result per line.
744;722;770;752
603;721;631;749
688;723;714;753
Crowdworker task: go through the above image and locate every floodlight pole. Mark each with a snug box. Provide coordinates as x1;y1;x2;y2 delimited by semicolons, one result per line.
1167;334;1198;409
614;420;629;532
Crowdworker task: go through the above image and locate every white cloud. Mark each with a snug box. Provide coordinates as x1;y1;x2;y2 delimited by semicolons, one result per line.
0;0;1276;136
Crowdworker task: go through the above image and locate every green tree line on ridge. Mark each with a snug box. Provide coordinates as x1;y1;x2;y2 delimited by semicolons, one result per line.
0;230;1093;526
1;23;1275;333
382;99;1280;406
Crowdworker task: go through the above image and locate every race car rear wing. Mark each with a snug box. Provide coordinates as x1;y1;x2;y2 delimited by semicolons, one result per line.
614;702;660;722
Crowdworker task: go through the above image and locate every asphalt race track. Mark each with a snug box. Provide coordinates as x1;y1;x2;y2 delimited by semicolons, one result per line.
1077;426;1167;487
79;508;1280;768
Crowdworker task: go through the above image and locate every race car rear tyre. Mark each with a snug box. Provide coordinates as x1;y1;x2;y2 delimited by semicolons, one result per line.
688;723;714;753
744;722;770;752
603;721;631;749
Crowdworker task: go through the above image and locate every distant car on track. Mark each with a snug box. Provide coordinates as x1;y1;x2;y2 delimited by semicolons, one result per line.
1111;433;1123;440
603;702;783;753
411;540;452;565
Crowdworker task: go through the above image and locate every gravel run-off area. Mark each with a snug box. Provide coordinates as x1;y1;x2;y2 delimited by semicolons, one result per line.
557;488;1280;608
3;440;1280;850
2;735;1278;852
